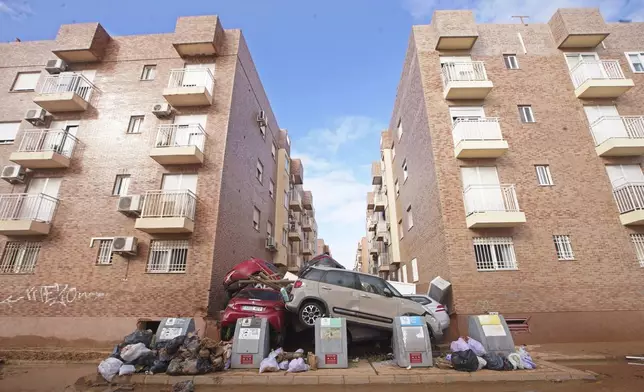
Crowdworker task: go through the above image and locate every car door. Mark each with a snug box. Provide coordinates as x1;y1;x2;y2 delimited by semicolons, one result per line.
319;270;361;323
357;274;402;328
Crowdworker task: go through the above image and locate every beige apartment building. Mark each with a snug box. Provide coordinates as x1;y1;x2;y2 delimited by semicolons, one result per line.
353;237;369;273
362;8;644;343
0;16;318;347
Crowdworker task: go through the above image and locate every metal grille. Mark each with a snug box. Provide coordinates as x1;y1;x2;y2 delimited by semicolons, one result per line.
147;240;188;273
535;165;553;186
96;239;113;265
553;235;575;260
0;241;41;274
631;234;644;267
473;237;518;271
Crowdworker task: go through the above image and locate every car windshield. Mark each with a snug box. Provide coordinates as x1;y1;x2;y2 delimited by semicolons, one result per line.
384;281;403;297
409;296;431;305
235;289;281;301
263;262;280;274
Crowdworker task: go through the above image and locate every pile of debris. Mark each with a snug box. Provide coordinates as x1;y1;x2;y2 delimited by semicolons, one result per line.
258;348;318;374
446;336;536;372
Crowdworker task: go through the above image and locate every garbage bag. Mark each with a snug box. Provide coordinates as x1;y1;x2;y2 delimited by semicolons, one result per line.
518;346;536;369
279;360;289;370
166;335;186;355
172;380;195;392
450;349;479;372
181;359;199;375
120;343;152;363
211;356;224;372
133;350;156;368
158;347;172;362
183;333;201;356
307;352;318;371
119;364;136;376
476;356;487;370
150;359;170;374
482;353;505;370
450;337;469;353
123;329;154;348
287;357;310;373
294;348;305;358
269;348;284;359
98;357;123;382
259;357;280;373
502;356;515;371
166;358;184;375
466;337;486;356
196;358;212;374
109;345;121;360
507;353;522;369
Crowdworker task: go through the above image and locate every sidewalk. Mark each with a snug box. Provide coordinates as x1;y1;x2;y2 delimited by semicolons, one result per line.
527;341;644;362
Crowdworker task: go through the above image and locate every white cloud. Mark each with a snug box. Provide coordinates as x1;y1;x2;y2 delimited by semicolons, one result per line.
300;115;383;154
0;1;33;20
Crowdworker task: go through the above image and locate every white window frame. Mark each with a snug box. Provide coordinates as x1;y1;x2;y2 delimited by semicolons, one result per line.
11;71;41;91
253;207;261;231
284;190;289;209
140;65;156;81
631;234;644;267
411;258;419;282
96;239;114;265
398;220;404;240
269;180;275;199
0;122;20;144
402;159;409;182
394;180;400;197
0;241;41;274
127;115;144;134
392;145;396;160
112;174;131;196
267;221;273;237
397;119;403;140
402;264;408;283
625;52;644;73
271;143;277;160
256;159;264;184
282;228;288;246
535;165;553;186
503;54;519;69
147;240;189;273
406;205;414;230
553;235;575;260
519;105;535;123
473;237;518;271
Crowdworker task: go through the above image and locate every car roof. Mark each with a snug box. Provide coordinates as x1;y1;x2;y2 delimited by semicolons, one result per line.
309;266;373;277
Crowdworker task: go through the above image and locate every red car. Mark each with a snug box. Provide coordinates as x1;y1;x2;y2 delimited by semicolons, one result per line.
221;288;286;345
223;258;281;296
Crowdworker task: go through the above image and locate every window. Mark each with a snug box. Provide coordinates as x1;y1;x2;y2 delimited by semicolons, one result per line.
282;228;288;246
0;241;41;274
284;190;289;209
392;145;396;160
626;52;644;73
535;165;553;186
147;240;188;273
398;220;403;240
269;180;275;199
518;105;535;123
402;159;409;182
395;180;400;197
411;258;419;282
126;116;144;134
503;54;519;69
553;235;574;260
473;237;518;271
396;119;403;140
112;175;131;196
96;239;113;265
409;296;432;306
631;234;644;267
267;221;273;237
302;268;325;281
285;157;290;174
358;274;388;296
271;143;277;160
322;270;357;289
256;160;264;183
11;72;40;91
402;265;408;283
140;65;156;80
0;122;20;144
253;207;261;231
406;205;414;230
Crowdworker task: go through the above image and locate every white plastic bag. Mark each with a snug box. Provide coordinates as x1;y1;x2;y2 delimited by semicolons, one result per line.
466;337;486;356
120;343;151;363
98;357;123;382
518;346;536;369
287;358;309;373
269;347;283;359
450;337;469;352
119;364;136;376
279;360;289;370
507;353;522;370
476;356;487;370
259;357;280;373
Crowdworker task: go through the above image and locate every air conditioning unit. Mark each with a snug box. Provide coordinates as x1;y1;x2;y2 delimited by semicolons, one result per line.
112;236;138;255
45;59;68;74
257;110;267;127
1;165;26;184
152;103;172;118
117;195;144;217
24;108;47;126
265;236;277;251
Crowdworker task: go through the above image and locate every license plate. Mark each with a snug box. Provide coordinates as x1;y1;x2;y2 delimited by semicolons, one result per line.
242;306;264;312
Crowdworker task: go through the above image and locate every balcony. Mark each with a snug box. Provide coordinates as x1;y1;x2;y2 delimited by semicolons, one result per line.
302;240;314;255
463;184;526;229
135;190;196;233
441;62;493;100
289;189;302;212
288;253;302;272
287;222;302;241
0;193;58;235
163;68;214;107
368;218;377;231
452;118;508;159
374;191;386;212
589;116;644;157
372;162;382;185
302;215;316;232
378;252;390;272
376;221;388;240
150;124;206;165
569;60;634;99
612;183;644;225
10;129;78;169
369;242;379;255
33;74;94;112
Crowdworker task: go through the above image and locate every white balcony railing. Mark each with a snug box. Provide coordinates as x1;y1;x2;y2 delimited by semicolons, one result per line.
613;183;644;214
452;118;503;145
0;193;59;223
16;129;78;158
463;184;520;216
167;68;214;95
302;240;314;253
39;73;94;101
589;116;644;146
569;60;626;89
374;191;386;205
441;61;489;88
287;221;302;234
140;190;196;220
289;189;302;205
154;124;206;150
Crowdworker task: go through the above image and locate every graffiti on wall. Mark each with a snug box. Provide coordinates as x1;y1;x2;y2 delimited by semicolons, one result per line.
0;283;107;308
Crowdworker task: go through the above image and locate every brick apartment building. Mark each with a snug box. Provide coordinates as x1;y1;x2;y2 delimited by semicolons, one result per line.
0;16;321;346
361;8;644;343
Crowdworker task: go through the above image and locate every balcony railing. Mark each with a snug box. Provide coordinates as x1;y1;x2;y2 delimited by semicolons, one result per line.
154;124;206;150
168;68;214;95
463;184;520;215
302;240;314;254
140;190;196;220
16;129;78;158
569;60;626;89
0;193;59;223
441;61;489;87
39;73;94;101
452;118;503;144
589;116;644;146
613;183;644;214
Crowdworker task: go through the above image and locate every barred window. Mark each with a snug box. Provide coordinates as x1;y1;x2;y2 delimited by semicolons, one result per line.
96;239;114;265
0;242;41;274
553;235;574;260
631;234;644;267
473;237;518;271
147;240;188;273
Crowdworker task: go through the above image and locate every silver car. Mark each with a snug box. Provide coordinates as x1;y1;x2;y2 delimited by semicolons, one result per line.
405;294;450;332
286;266;443;340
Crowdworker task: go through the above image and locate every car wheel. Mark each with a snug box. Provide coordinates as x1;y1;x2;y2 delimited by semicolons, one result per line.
299;301;325;327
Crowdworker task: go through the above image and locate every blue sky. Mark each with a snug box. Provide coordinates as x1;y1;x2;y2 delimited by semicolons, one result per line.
2;0;643;268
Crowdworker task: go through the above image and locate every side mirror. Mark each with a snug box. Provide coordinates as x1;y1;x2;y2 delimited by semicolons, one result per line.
383;288;394;297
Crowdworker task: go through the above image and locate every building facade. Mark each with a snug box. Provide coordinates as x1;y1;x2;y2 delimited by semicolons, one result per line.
0;16;318;346
363;8;644;343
